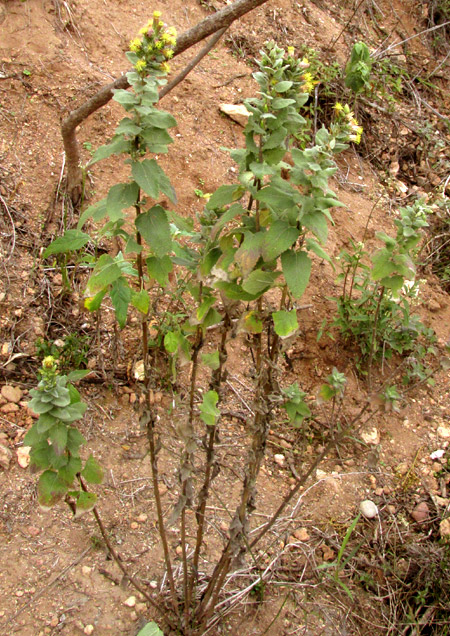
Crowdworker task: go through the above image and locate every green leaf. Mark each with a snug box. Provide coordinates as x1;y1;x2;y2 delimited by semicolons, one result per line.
77;199;108;230
272;97;296;109
106;182;139;221
74;491;97;517
302;211;328;243
24;422;45;446
43;230;90;258
131;289;150;314
136;623;164;636
112;89;137;106
281;250;311;299
272;310;298;338
131;159;160;198
87;254;122;295
28;397;54;415
110;277;132;328
136;205;172;258
36;412;57;434
201;351;220;370
143;110;177;129
256;183;298;212
273;80;293;92
58;455;82;484
88;136;131;165
242;269;280;296
146;255;173;287
84;289;107;312
67;370;91;382
50;402;87;422
199;390;220;426
164;331;179;354
262;221;300;262
49;423;68;455
238;310;263;334
115;118;142;136
38;470;68;508
206;184;244;210
306;238;332;265
81;455;104;484
262;126;287;150
67;427;86;456
235;232;264;276
30;440;52;469
213;281;259;301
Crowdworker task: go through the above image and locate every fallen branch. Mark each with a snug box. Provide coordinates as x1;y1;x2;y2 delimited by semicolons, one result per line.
61;0;270;203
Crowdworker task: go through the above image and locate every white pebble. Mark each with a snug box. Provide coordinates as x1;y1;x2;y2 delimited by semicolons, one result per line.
360;500;378;519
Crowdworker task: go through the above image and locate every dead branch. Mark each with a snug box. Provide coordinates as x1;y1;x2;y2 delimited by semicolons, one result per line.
61;0;270;204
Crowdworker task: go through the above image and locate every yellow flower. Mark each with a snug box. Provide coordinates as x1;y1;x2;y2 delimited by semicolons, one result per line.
163;48;174;59
160;61;171;73
129;38;142;52
167;26;177;38
301;71;315;92
153;10;162;18
43;356;57;369
135;59;147;72
287;46;295;56
333;102;344;112
299;57;309;68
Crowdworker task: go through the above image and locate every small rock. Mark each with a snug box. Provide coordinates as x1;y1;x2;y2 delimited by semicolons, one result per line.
83;626;94;635
437;425;450;440
15;590;24;597
219;103;250;127
129;393;137;405
124;596;136;608
136;602;147;614
149;580;158;589
430;449;445;460
0;402;19;413
130;521;139;530
440;517;450;541
1;384;22;403
17;446;31;468
395;462;409;476
360;500;378;519
361;427;380;445
0;443;12;470
274;453;285;466
81;566;92;576
386;505;396;514
316;469;327;479
322;545;335;561
427;298;441;312
175;545;183;555
411;501;429;523
27;525;40;536
136;513;148;523
293;527;310;542
375;487;384;496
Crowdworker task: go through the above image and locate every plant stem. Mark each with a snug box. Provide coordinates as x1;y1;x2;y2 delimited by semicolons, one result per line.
367;285;385;390
134;187;178;611
78;476;178;631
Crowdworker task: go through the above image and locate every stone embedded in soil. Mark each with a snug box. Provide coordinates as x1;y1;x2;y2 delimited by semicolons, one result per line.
124;596;136;608
83;626;94;635
0;443;12;470
437;425;450;439
136;513;148;523
411;501;430;523
361;427;380;445
274;453;285;466
427;298;441;312
17;446;31;468
0;402;19;413
322;545;335;561
360;500;378;519
440;517;450;541
1;384;22;403
219;103;250;127
293;527;310;542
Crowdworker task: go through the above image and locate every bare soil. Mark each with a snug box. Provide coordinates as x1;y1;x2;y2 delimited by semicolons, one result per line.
0;0;449;635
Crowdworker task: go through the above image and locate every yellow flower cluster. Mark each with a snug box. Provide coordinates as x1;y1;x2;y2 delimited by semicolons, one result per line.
130;12;177;76
334;103;363;143
301;71;316;93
